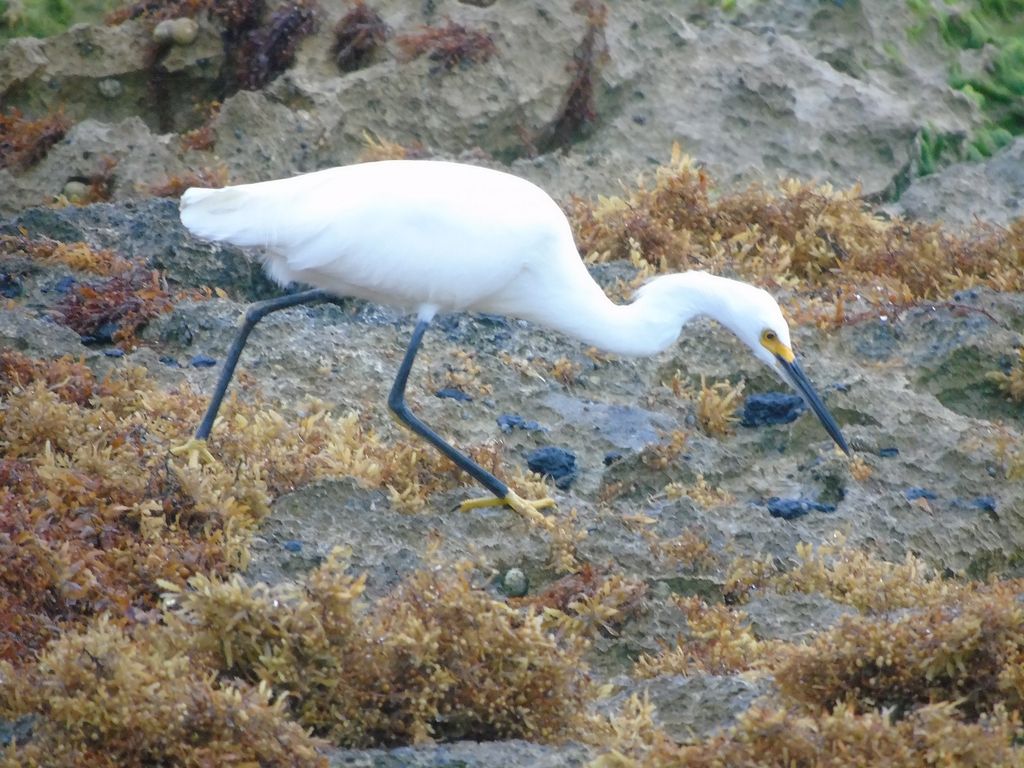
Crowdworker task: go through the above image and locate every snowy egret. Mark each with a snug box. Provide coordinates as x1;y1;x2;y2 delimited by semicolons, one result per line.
176;160;849;525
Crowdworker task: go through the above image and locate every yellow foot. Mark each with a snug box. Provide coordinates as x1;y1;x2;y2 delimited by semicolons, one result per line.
459;491;557;529
169;437;216;468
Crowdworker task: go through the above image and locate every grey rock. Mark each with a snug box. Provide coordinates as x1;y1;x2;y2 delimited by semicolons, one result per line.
0;118;184;216
0;307;90;360
0;19;222;132
744;591;858;641
887;137;1024;228
601;674;772;741
97;78;123;99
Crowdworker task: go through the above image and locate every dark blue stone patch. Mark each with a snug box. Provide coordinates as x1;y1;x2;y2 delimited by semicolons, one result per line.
741;393;806;427
526;446;577;490
767;497;836;520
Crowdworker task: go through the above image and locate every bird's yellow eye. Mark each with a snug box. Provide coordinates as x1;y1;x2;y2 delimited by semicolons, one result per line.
761;329;795;362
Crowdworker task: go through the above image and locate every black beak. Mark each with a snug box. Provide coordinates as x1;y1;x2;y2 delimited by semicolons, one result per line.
777;356;850;455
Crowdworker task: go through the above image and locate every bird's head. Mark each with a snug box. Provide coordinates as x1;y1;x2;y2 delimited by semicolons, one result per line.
718;281;850;455
723;286;794;370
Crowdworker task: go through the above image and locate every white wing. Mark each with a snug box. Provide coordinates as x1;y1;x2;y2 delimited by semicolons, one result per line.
179;161;569;312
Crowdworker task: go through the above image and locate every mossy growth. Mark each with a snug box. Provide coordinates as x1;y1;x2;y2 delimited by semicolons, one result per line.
773;581;1024;720
726;535;961;613
0;0;121;40
613;539;1024;764
0;234;130;275
634;595;771;677
0;348;581;663
332;0;389;73
0;350;268;662
907;0;1024;170
54;268;175;347
916;124;968;176
0;617;325;767
0;351;599;760
516;563;647;638
158;551;594;746
1;558;595;761
395;19;496;74
0;108;70;171
568;145;1024;327
602;703;1023;767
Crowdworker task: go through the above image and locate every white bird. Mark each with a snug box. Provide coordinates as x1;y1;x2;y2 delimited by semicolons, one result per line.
176;160;849;527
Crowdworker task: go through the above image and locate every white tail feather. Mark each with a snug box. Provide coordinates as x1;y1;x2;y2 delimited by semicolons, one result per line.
179;186;272;247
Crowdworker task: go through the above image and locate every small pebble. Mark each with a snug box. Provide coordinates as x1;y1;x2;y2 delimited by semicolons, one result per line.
153;17;198;46
153;20;173;43
170;17;199;45
103;348;125;358
435;387;472;402
603;450;623;466
497;413;543;433
526;446;577;490
741;393;806;427
62;180;89;202
502;568;528;597
767;497;836;520
282;540;303;553
190;354;218;368
97;78;123;99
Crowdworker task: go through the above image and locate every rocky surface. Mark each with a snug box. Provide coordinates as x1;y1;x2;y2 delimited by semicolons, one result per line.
887;136;1024;228
2;0;1023;764
0;0;989;214
4;192;1023;764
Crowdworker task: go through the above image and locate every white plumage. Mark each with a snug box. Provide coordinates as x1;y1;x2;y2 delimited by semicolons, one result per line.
177;160;848;515
181;161;581;321
182;161;801;358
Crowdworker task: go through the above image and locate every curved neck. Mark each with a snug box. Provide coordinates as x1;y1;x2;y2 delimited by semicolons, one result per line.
542;272;726;357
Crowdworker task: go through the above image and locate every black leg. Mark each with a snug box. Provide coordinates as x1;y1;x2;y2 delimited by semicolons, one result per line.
387;319;509;500
195;288;342;439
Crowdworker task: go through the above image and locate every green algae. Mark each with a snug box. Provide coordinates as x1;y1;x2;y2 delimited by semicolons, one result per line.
0;0;121;41
908;0;1024;173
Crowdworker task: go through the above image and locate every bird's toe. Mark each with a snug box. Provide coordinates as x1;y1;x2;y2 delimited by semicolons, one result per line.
457;495;507;513
457;491;557;529
169;437;216;468
503;490;557;530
